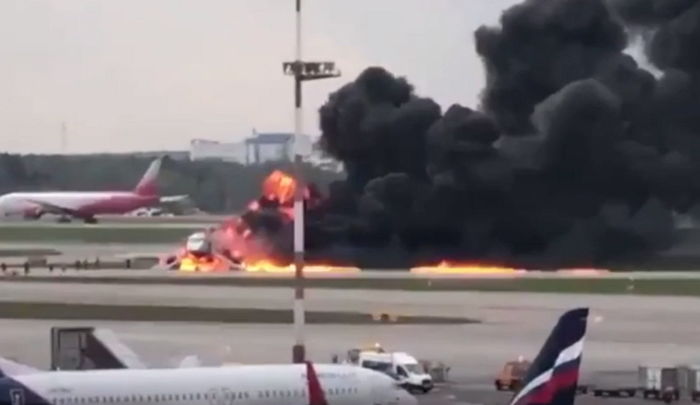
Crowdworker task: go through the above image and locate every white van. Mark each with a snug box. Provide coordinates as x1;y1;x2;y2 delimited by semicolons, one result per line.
357;351;433;393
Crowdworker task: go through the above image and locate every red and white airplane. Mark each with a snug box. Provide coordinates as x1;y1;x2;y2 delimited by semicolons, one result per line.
0;307;590;405
0;359;416;405
0;158;184;223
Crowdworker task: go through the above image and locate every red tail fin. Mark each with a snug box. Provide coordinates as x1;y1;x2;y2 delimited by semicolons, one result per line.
306;361;328;405
134;158;162;196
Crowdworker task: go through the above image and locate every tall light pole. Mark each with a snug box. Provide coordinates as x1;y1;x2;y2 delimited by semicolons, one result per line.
60;122;68;154
283;0;340;364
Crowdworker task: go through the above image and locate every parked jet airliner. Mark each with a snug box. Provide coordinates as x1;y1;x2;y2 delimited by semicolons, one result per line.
0;158;185;223
0;308;589;405
0;361;416;405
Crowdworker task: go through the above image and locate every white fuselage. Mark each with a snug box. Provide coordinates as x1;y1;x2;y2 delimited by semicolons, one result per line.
4;364;415;405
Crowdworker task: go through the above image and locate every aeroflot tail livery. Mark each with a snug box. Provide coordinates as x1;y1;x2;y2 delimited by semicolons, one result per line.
0;158;184;223
0;361;416;405
509;308;590;405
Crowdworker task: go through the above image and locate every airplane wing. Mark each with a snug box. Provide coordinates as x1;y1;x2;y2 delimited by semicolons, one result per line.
0;357;41;377
159;195;190;203
90;328;148;369
177;355;202;368
25;198;82;217
51;327;148;370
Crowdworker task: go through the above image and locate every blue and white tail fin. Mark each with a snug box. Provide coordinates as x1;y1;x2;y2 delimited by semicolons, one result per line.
509;308;589;405
0;357;40;378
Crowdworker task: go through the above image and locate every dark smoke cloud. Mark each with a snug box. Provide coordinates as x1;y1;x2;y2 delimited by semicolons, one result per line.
239;0;700;268
475;0;627;134
319;67;441;190
610;0;697;26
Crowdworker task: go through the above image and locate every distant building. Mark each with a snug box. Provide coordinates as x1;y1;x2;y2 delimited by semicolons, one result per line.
189;129;342;172
244;131;312;164
189;139;246;163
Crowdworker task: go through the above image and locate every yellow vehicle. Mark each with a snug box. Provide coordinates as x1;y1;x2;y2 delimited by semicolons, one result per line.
495;359;532;391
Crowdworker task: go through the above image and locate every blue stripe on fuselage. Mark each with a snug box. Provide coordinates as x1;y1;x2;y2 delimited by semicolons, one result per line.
0;378;50;405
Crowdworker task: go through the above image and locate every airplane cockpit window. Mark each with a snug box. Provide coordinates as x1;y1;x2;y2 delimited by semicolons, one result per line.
396;366;408;377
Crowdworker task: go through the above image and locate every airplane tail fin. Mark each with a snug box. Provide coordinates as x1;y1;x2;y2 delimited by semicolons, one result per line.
133;158;163;196
509;308;589;405
305;361;328;405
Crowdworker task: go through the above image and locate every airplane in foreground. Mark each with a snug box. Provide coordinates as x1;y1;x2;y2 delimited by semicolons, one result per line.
508;307;589;405
0;359;416;405
0;158;187;223
0;308;588;405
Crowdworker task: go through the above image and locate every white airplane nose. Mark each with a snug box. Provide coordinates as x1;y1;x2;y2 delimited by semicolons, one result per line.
400;390;418;405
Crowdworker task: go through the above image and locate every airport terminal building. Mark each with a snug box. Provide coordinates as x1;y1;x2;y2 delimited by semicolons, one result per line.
189;130;341;172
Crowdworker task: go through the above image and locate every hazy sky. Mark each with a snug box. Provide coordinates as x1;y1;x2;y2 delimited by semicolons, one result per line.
0;0;519;154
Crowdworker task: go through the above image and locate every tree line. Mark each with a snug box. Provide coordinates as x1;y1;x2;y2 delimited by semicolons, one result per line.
0;153;342;213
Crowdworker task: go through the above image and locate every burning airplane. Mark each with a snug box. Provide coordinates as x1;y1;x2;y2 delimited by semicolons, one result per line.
168;0;700;271
159;170;358;274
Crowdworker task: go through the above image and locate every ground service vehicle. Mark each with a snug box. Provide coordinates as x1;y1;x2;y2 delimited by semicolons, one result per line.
589;370;636;397
494;359;531;391
640;365;681;402
342;346;433;394
683;366;700;402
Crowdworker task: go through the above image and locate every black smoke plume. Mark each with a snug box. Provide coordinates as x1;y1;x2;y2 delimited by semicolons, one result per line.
244;0;700;268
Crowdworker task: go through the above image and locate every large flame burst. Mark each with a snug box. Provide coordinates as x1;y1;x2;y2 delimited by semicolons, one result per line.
177;170;357;274
262;170;298;205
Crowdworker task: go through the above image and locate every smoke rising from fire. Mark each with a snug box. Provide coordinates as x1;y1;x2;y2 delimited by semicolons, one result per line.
233;0;700;268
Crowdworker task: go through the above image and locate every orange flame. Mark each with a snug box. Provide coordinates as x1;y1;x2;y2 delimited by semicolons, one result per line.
262;170;297;205
243;260;359;274
178;254;229;272
555;268;609;276
174;170;322;273
410;260;523;275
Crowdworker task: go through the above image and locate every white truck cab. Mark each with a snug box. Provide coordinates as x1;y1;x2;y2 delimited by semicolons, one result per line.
352;349;433;393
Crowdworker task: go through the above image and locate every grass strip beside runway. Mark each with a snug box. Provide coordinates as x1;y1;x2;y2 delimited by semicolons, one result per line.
0;248;61;257
0;274;697;296
0;302;478;324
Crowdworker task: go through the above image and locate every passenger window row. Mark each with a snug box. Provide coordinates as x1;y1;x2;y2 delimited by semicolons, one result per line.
52;391;250;405
52;386;358;404
256;389;305;399
255;386;357;399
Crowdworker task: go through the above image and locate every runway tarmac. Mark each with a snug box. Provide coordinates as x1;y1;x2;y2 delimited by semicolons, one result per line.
0;282;698;382
0;317;652;405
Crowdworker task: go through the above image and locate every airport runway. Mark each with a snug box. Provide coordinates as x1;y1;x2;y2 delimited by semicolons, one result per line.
0;282;699;381
9;265;700;280
0;313;654;405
